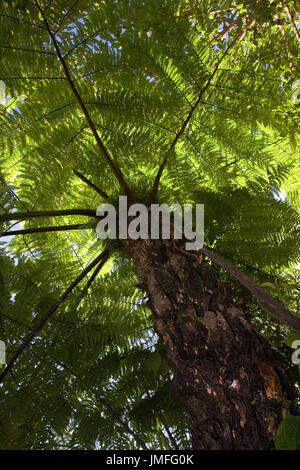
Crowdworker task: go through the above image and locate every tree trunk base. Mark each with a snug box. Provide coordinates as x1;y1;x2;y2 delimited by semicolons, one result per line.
124;238;294;450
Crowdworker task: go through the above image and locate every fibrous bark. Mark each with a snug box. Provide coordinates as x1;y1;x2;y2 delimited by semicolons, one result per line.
124;236;294;450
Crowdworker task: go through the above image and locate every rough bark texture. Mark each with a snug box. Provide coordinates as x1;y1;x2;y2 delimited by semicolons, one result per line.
123;237;294;450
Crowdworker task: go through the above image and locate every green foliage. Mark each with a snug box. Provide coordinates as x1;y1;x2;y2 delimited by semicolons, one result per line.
0;0;299;450
275;415;300;450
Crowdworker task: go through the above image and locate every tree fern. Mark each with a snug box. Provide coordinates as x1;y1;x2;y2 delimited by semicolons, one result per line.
0;0;299;450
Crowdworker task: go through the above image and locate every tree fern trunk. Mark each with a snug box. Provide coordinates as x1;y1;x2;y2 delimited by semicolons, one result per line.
124;238;293;450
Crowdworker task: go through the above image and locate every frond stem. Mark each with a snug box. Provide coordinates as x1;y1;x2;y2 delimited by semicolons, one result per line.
73;169;109;199
33;1;133;200
0;209;98;223
149;35;240;203
0;250;109;384
202;246;300;331
0;223;92;238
